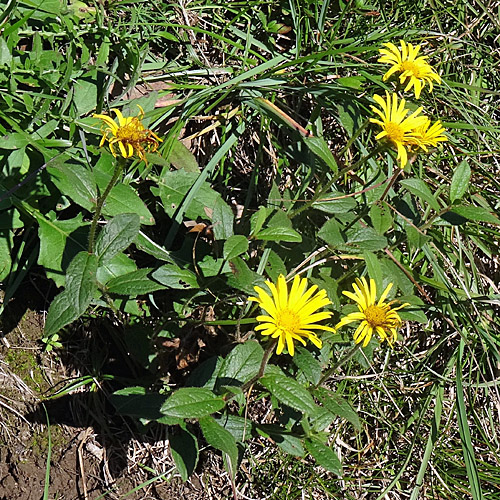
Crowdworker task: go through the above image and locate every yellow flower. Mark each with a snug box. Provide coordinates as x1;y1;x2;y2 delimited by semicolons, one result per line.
409;118;448;152
378;40;441;99
249;274;335;356
369;91;427;167
336;277;408;348
93;105;162;163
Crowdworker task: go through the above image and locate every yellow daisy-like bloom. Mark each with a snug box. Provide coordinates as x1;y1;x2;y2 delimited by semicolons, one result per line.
249;274;335;356
369;91;427;167
378;40;441;99
93;105;162;163
336;277;408;348
409;118;448;152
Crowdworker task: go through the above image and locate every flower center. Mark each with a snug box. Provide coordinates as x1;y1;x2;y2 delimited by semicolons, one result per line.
276;308;301;335
116;119;146;144
385;122;405;143
364;305;388;327
401;61;421;77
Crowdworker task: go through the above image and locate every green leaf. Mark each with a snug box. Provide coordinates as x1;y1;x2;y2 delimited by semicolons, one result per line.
73;78;97;116
214;415;253;442
22;0;61;14
256;425;305;457
336;99;362;137
293;347;322;385
166;138;199;172
449;205;499;224
304;439;342;475
315;388;361;431
398;296;428;323
102;183;155;225
0;230;12;281
363;251;383;294
226;257;265;295
263;249;287;282
312;192;356;214
96;253;137;285
47;162;97;211
260;373;316;414
110;388;169;421
379;258;414;296
309;406;337;432
151;264;198;289
400;178;440;212
345;226;387;252
255;226;302;242
135;231;175;263
449;160;471;203
318;218;346;248
1;132;31;150
210;197;234;240
160;388;225;418
95;213;141;264
170;428;199;481
156;170;220;220
215;341;264;391
0;37;12;66
44;252;99;335
370;202;393;235
199;416;238;476
303;136;338;173
36;213;88;288
106;268;166;296
405;225;430;249
223;235;249;261
250;206;268;236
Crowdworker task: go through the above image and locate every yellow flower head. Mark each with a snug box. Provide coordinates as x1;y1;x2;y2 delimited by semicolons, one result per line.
369;91;427;167
378;40;441;99
336;277;408;348
249;274;335;356
408;118;448;152
93;105;162;163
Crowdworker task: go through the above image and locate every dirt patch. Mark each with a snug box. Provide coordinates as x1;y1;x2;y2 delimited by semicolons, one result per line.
0;288;234;500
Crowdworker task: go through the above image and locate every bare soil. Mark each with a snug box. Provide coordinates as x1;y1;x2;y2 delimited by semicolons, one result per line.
0;285;232;500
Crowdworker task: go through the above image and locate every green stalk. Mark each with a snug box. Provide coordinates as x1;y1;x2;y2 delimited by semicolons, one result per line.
315;343;361;388
88;156;126;254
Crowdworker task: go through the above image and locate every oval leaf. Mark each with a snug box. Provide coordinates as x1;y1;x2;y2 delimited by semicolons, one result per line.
304;439;342;475
400;178;440;212
151;264;199;289
199;416;238;476
106;268;166;296
44;252;98;335
223;235;249;261
169;428;199;481
260;373;316;414
216;340;264;391
450;205;499;225
95;213;141;263
255;226;302;242
449;160;471;203
160;388;225;418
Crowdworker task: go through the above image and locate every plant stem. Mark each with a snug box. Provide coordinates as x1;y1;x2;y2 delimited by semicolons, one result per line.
242;338;277;390
315;343;361;388
88;157;126;254
223;338;277;402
